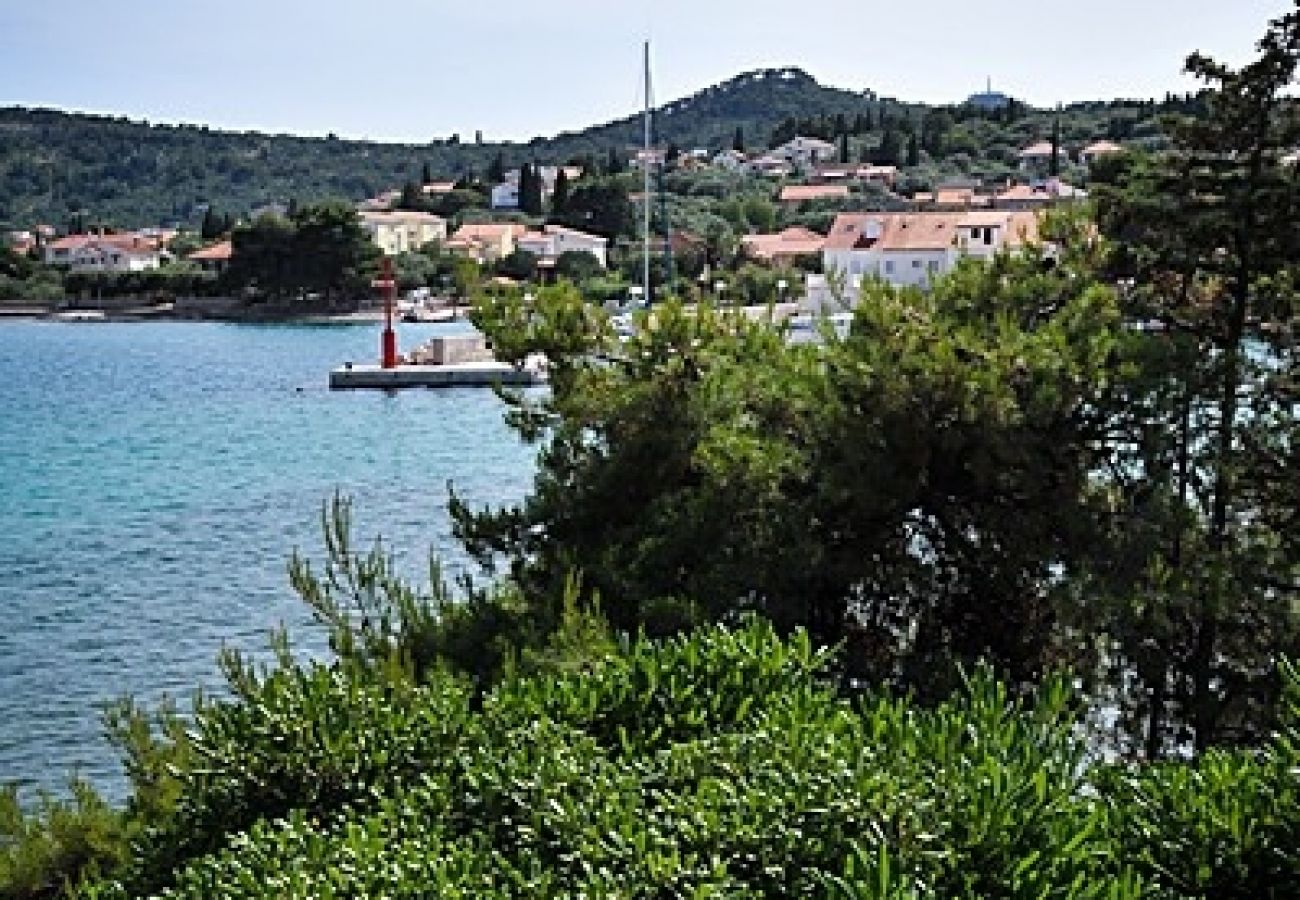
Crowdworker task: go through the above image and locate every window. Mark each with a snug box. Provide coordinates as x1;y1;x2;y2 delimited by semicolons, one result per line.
912;259;922;269
984;227;993;246
928;260;940;272
884;260;895;274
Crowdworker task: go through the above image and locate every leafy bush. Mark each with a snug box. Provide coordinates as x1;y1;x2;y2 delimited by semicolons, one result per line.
6;620;1299;898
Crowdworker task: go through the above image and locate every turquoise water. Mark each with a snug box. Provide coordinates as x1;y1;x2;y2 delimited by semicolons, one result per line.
0;320;536;798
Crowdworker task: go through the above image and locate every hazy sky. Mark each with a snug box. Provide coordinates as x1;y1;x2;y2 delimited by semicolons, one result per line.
0;0;1290;143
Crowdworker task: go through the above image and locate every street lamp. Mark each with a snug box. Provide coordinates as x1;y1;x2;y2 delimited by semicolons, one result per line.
628;285;644;310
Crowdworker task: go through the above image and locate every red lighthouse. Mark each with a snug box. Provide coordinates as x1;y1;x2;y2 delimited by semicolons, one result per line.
379;256;398;368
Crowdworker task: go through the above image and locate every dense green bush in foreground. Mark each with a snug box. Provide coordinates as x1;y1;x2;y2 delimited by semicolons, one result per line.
4;618;1297;898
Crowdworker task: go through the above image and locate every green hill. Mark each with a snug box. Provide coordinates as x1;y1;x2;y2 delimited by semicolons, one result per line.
0;68;1184;230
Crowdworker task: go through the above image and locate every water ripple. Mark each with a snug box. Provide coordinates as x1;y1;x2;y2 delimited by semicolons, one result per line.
0;320;535;800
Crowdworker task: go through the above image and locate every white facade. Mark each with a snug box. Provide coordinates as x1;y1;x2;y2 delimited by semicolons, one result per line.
712;149;747;172
491;181;520;210
517;225;608;267
772;135;839;170
359;212;447;255
810;211;1042;309
45;238;163;273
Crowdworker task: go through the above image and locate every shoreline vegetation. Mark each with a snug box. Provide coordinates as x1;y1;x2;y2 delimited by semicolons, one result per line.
4;4;1300;898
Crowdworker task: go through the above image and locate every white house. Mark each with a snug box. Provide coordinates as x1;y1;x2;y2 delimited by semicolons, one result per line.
359;211;447;255
44;233;165;273
772;135;839;170
1018;141;1058;174
491;165;582;209
711;149;748;173
516;224;608;267
491;180;520;210
805;210;1041;310
747;155;794;178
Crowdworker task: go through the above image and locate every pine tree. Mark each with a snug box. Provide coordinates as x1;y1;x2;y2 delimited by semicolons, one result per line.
1089;3;1300;754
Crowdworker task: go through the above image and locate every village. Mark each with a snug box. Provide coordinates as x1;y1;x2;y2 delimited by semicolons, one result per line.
1;130;1127;318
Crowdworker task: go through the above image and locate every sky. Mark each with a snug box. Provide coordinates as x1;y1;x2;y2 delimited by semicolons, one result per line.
0;0;1291;144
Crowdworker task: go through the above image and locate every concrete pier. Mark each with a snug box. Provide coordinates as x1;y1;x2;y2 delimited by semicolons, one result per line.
329;360;545;389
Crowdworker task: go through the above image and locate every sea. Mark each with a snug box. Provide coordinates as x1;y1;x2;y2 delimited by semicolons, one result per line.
0;319;537;800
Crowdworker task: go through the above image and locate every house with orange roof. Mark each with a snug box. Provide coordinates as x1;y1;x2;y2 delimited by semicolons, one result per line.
993;178;1087;210
1080;140;1124;166
188;240;233;274
778;184;851;204
806;209;1047;309
914;186;988;209
43;233;165;273
740;227;826;264
448;221;527;262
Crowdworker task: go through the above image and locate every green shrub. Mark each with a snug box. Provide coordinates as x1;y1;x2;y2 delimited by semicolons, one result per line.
0;782;124;900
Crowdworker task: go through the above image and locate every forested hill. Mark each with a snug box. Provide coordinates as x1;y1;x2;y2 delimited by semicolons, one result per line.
0;67;1179;230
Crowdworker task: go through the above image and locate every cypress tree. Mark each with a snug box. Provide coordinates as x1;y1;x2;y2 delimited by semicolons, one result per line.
552;168;570;216
839;132;850;164
906;134;920;167
488;152;506;185
521;164;544;216
733;126;745;153
1049;111;1061;176
606;146;625;175
200;207;221;240
875;127;902;165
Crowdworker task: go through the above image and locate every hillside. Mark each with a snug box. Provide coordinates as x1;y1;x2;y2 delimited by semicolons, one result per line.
0;68;1179;230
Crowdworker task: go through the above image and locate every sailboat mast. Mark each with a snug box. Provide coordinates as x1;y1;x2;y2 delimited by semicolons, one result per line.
643;40;652;307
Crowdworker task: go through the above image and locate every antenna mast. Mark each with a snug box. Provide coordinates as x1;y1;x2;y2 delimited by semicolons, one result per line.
643;40;652;307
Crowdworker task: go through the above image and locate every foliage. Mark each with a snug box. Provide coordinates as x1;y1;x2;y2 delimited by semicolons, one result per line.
9;616;1294;898
0;247;63;303
225;201;379;307
552;249;603;282
459;228;1119;692
1086;2;1300;755
0;69;1179;231
0;783;123;900
550;176;635;239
